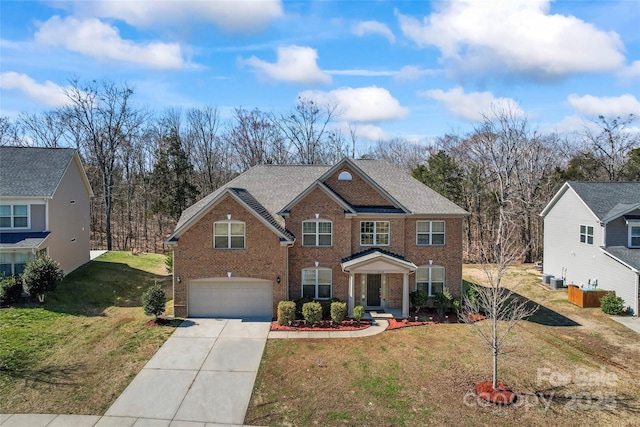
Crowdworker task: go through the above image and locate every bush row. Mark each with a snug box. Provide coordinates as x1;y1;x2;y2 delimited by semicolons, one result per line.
277;299;365;325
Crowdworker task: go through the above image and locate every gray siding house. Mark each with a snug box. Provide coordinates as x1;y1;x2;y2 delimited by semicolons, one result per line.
0;147;93;275
541;181;640;315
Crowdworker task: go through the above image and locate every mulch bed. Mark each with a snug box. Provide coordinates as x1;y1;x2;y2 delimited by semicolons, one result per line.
270;319;372;331
476;381;517;405
387;313;486;330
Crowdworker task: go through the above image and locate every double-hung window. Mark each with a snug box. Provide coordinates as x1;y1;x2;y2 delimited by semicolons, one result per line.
579;225;594;245
302;220;332;246
0;205;28;229
360;221;389;246
0;252;30;276
214;221;245;249
630;226;640;248
302;268;332;299
416;221;445;245
416;266;445;296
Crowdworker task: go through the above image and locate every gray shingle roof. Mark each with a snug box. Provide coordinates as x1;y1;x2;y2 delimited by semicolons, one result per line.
0;147;76;197
569;181;640;221
172;158;468;240
602;246;640;271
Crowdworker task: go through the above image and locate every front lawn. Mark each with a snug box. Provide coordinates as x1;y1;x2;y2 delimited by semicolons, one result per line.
246;264;640;426
0;251;179;414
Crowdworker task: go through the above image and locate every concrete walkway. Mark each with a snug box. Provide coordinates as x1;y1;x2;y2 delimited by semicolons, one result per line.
611;316;640;333
89;250;108;260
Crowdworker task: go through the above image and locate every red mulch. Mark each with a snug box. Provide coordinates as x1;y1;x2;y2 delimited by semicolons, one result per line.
270;319;371;331
466;313;487;322
476;381;517;405
387;314;459;330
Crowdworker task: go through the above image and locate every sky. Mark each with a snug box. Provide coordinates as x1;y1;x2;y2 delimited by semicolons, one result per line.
1;0;639;146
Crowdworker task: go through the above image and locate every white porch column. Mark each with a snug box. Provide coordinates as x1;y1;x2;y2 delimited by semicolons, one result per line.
402;272;409;318
348;272;355;317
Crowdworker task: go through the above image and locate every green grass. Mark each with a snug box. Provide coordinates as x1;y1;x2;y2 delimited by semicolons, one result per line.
0;251;177;415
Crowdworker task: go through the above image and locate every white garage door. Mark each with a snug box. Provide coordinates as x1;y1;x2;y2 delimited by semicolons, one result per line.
188;278;273;318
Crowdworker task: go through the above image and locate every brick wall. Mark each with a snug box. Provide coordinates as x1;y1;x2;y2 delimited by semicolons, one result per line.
173;194;287;317
323;165;391;206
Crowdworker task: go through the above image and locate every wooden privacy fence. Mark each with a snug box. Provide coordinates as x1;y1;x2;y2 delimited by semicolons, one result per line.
567;285;612;308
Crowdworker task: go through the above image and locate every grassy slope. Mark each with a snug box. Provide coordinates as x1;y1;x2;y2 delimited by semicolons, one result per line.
0;252;178;415
246;264;640;427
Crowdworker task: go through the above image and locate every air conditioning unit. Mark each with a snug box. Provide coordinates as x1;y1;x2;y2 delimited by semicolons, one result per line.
550;278;565;289
543;274;554;285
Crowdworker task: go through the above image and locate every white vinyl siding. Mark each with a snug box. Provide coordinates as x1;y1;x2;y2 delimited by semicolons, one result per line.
416;221;445;245
360;221;389;246
302;220;332;246
416;266;445;296
214;221;245;249
302;268;332;299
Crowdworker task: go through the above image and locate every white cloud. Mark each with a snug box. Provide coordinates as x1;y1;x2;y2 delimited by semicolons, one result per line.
326;69;395;77
352;20;395;43
334;121;388;142
618;60;640;84
71;0;283;33
34;16;186;69
242;45;331;85
299;86;409;122
567;94;640;118
396;0;625;79
0;72;70;107
394;65;436;81
420;86;524;122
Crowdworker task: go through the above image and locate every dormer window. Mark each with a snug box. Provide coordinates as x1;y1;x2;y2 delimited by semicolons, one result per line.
630;226;640;248
338;171;352;181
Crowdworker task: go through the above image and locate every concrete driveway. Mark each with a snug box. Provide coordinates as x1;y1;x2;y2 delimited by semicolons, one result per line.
105;318;270;425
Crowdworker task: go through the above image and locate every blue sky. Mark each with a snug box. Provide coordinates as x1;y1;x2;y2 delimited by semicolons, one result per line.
1;0;639;145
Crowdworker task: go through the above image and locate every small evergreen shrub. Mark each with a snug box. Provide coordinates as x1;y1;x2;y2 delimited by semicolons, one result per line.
277;301;296;325
320;297;341;319
353;305;365;322
302;301;322;326
600;292;625;315
142;282;166;319
21;255;63;301
434;287;453;315
330;301;347;324
294;297;312;319
0;276;23;303
410;289;429;313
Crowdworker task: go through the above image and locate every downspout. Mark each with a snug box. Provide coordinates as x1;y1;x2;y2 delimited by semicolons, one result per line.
285;242;294;301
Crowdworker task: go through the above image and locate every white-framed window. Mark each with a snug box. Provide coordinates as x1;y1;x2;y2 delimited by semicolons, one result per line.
302;220;332;246
579;225;594;245
416;221;445;245
0;205;29;229
302;268;332;299
360;221;390;246
213;221;245;249
629;226;640;248
416;266;445;296
0;252;30;277
338;171;352;181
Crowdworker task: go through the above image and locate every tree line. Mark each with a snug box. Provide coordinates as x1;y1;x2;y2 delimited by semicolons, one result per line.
1;79;638;262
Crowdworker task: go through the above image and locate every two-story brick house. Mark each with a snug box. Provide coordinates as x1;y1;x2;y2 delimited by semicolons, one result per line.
166;158;469;319
0;147;93;276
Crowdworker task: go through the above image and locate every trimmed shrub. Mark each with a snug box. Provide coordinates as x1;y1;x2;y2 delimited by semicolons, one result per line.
330;301;347;324
294;297;312;319
319;297;341;319
353;305;365;322
302;301;322;326
410;289;429;313
142;282;166;319
0;276;23;303
434;287;453;315
21;255;63;301
600;292;625;315
277;301;296;325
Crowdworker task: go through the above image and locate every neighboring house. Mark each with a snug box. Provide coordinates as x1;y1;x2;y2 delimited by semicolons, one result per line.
166;157;468;319
541;181;640;315
0;147;93;276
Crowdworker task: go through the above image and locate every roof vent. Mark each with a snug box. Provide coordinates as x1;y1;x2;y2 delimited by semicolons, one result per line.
338;171;352;181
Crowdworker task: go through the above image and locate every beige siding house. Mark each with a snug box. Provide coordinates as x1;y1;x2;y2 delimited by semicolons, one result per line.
0;147;93;275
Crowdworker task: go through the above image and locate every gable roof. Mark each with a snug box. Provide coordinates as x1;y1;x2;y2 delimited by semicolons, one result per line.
0;146;93;198
541;181;640;222
168;158;468;243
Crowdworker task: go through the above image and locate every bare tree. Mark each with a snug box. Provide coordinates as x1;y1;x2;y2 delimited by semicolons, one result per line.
0;116;22;146
367;137;428;172
17;111;65;148
277;97;339;164
61;79;146;250
581;114;639;181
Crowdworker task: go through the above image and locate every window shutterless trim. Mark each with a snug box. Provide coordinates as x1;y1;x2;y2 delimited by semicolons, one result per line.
301;219;333;247
416;220;446;246
213;220;246;249
360;221;390;246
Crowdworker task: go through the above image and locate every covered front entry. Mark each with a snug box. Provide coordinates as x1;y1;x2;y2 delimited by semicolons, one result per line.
341;250;417;318
188;277;273;318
